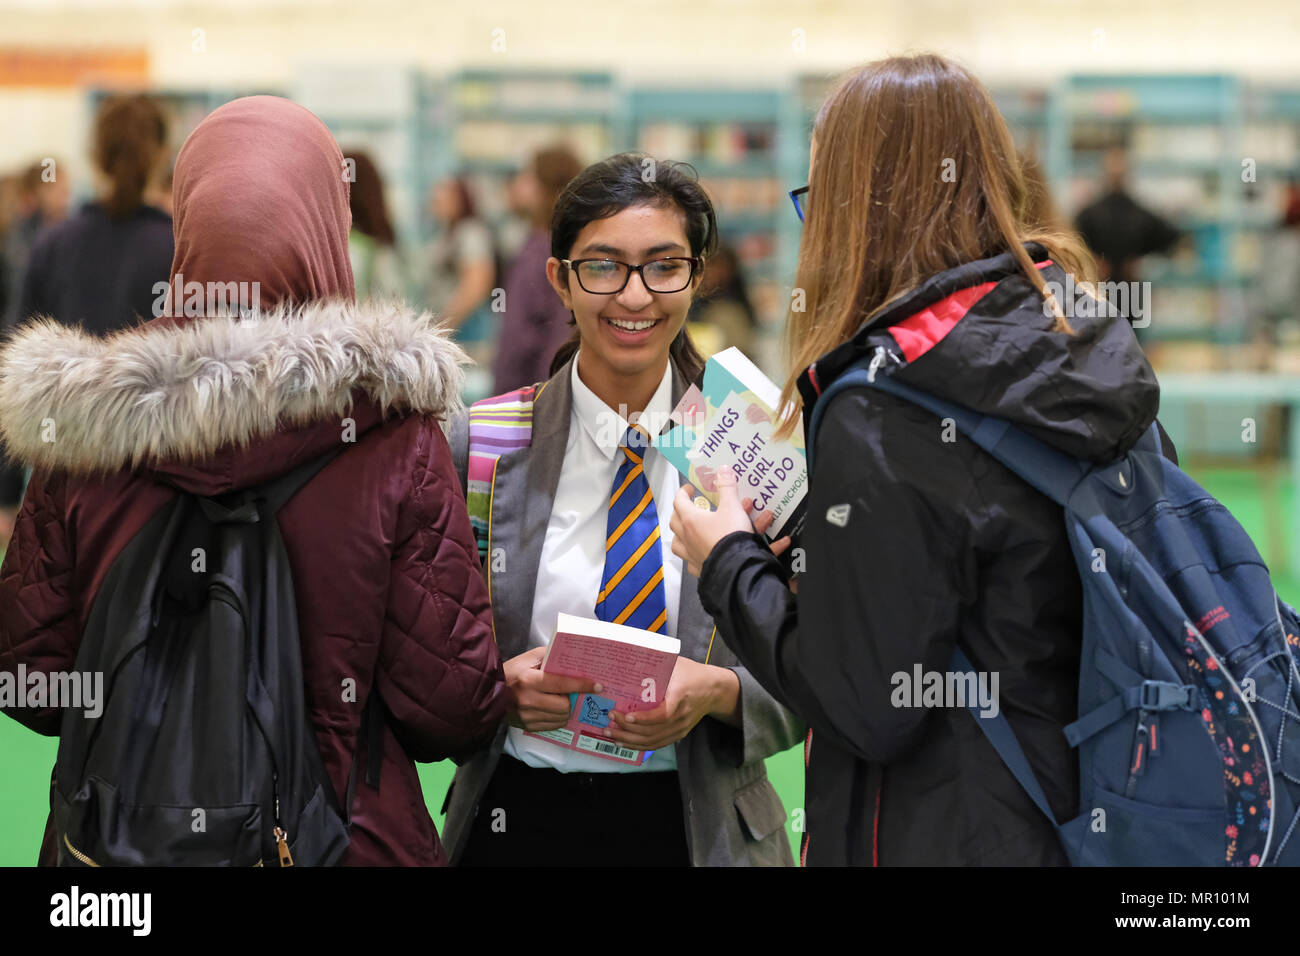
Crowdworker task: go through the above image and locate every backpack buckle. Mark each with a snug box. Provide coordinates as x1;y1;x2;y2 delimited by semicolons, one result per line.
1140;680;1195;711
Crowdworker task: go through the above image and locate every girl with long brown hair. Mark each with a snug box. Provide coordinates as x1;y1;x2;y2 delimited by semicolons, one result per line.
670;53;1176;865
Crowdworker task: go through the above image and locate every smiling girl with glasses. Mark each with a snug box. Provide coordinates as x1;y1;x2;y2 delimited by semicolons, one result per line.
441;152;802;867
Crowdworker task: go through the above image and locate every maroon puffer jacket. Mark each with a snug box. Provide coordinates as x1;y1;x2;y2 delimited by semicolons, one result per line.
0;301;508;866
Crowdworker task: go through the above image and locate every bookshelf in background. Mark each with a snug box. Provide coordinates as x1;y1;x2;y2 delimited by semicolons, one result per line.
437;70;618;394
447;69;617;250
293;66;432;252
764;75;836;378
1242;84;1300;372
992;85;1052;190
625;86;786;373
1046;75;1247;356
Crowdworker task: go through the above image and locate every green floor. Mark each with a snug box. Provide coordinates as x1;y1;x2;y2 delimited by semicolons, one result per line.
1;466;1293;866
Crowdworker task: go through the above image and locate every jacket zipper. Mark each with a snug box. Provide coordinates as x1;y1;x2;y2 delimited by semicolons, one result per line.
217;581;294;868
64;832;267;867
1126;635;1155;798
865;345;903;383
63;834;100;867
272;773;295;867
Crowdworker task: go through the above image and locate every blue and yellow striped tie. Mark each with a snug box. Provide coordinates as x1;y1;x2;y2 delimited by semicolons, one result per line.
594;423;668;633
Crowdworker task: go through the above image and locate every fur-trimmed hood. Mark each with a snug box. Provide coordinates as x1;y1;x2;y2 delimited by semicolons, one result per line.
0;300;469;491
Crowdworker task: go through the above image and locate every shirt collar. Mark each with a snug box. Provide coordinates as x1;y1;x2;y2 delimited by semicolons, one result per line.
570;350;676;462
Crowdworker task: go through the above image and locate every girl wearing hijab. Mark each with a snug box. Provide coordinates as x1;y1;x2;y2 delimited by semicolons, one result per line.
0;96;508;866
440;153;801;867
671;54;1178;866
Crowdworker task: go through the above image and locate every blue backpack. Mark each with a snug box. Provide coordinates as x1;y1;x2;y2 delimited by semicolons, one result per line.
807;355;1300;866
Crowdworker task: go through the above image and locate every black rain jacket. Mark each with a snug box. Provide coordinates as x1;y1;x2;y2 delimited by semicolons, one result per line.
698;243;1176;865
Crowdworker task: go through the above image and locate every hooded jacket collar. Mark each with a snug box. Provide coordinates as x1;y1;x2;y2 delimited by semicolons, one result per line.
0;300;468;489
798;244;1161;464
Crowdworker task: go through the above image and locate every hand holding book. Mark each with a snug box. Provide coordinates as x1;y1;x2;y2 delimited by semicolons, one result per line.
523;614;682;764
653;347;808;541
670;465;793;578
504;646;603;733
608;656;742;751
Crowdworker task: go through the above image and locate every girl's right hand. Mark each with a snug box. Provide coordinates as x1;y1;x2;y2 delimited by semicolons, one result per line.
503;646;602;732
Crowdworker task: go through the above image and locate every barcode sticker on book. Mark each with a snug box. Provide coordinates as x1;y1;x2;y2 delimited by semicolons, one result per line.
576;734;640;762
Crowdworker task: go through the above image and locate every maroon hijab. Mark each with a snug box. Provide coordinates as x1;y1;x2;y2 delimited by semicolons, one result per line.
161;95;354;321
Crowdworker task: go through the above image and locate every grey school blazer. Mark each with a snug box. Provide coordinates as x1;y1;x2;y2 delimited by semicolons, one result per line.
440;355;804;866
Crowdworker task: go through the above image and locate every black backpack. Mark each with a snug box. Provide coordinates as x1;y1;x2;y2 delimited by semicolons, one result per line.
53;449;380;866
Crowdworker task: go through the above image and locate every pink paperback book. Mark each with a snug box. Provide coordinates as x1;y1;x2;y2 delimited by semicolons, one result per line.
524;612;681;765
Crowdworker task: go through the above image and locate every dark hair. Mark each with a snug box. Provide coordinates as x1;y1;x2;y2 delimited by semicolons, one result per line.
444;176;478;226
344;150;396;246
19;161;47;195
529;144;584;230
689;241;757;328
94;94;167;219
548;152;718;381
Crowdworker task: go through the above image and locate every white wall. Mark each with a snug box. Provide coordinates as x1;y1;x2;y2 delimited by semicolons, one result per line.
2;0;1298;180
0;0;1296;84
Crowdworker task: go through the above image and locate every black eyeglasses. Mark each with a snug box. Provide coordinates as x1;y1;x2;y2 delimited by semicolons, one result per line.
789;186;809;223
563;257;700;294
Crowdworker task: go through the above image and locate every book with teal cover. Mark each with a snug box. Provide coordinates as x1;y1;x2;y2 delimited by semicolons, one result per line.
653;348;808;539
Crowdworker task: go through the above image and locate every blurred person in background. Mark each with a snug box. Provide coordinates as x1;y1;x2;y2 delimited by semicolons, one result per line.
1258;174;1300;345
0;174;25;546
1074;145;1181;337
2;160;71;328
423;175;496;333
0;174;16;334
497;164;535;262
345;149;408;301
0;97;173;551
14;94;173;335
144;155;175;218
684;240;758;359
1075;146;1182;285
491;144;583;393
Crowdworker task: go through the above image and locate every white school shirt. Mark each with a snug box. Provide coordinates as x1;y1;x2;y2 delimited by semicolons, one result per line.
502;352;682;772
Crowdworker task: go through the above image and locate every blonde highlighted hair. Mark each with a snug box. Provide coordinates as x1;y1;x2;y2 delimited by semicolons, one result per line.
775;54;1094;438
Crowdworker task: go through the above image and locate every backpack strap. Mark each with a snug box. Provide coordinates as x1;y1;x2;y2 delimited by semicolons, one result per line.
1063;679;1196;748
805;352;1088;506
195;447;345;525
464;384;541;561
260;447;346;515
951;644;1062;830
